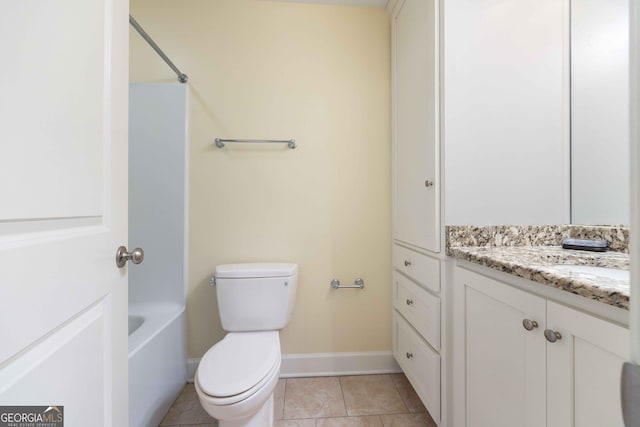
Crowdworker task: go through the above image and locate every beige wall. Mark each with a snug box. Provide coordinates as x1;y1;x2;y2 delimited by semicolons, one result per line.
130;0;391;358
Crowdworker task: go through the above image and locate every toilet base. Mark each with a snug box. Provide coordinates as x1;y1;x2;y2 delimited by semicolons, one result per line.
218;394;274;427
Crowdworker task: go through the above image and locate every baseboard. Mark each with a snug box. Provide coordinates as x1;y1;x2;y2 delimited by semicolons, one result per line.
280;351;401;378
187;351;401;382
187;358;199;383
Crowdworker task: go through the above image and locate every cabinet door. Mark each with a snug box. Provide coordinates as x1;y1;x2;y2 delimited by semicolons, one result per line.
460;269;547;427
392;0;440;252
546;301;629;427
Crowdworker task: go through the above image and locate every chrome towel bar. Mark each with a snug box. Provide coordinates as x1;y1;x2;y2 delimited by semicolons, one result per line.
214;138;297;149
330;278;365;289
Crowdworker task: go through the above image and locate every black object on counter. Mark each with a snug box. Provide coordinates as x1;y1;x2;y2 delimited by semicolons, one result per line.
562;238;609;252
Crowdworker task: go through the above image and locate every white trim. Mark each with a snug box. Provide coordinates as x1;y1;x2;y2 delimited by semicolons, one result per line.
390;0;399;248
630;0;639;364
563;0;572;224
187;358;199;383
187;352;401;382
183;86;190;306
386;0;400;13
263;0;388;8
280;351;401;377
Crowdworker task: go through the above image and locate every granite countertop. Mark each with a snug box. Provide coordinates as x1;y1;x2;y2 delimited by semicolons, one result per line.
447;225;630;310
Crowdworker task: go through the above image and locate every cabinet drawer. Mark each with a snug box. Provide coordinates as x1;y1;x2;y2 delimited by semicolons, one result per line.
393;244;440;292
394;273;440;350
393;311;441;423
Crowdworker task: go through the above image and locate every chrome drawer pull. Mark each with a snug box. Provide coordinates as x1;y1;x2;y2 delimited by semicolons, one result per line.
406;298;414;306
522;319;539;331
404;260;412;267
544;329;562;343
406;352;413;359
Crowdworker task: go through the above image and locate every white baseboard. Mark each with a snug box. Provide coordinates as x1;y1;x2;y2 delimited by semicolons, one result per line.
187;358;199;383
280;351;401;378
187;351;401;382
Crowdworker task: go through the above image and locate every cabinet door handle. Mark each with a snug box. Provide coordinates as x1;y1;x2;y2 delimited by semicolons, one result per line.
404;260;412;267
522;319;539;331
425;180;434;187
406;298;414;306
406;352;413;359
544;329;562;343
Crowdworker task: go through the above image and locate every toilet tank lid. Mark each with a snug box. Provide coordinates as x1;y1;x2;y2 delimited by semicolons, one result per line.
215;263;297;279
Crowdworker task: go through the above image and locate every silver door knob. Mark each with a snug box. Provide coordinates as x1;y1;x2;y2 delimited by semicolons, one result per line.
116;246;144;268
425;180;434;187
544;329;562;343
522;319;539;331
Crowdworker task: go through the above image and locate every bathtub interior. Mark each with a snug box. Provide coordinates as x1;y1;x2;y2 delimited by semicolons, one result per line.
128;315;144;336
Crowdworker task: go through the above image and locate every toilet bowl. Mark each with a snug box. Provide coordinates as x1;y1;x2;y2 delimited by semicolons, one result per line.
194;263;297;427
195;331;281;427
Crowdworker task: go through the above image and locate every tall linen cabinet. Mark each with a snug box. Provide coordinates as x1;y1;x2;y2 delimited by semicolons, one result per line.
391;0;444;424
390;0;568;425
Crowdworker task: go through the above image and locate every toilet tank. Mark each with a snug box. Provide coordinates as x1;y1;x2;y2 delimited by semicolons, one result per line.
214;263;298;332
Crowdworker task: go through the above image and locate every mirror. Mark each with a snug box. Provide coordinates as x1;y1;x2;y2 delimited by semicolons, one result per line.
571;0;630;225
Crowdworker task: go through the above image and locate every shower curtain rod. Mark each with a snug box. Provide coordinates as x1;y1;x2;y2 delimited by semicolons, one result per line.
129;15;188;83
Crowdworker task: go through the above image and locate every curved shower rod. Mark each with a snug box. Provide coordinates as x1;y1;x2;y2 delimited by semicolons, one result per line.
129;15;188;84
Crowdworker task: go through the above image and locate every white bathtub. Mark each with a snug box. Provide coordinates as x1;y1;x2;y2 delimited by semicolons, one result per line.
129;303;187;427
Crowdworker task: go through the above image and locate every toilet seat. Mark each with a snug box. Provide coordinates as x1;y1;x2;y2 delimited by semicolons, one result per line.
196;331;280;405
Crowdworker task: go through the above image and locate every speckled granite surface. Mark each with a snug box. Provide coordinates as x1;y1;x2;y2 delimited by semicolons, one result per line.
446;225;629;253
446;225;630;310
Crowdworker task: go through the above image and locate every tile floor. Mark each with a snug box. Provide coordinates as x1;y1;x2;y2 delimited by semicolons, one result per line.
159;374;437;427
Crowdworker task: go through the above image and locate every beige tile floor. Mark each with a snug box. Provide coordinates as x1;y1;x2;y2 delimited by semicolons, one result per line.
159;374;437;427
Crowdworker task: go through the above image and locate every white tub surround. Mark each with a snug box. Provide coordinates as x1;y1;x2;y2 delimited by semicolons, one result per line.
129;304;187;427
128;83;189;427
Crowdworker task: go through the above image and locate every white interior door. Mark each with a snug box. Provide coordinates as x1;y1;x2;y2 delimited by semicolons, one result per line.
0;1;129;426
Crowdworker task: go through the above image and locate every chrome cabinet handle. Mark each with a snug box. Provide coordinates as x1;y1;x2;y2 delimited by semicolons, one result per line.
544;329;562;343
116;246;144;268
406;352;413;359
404;260;412;267
425;180;434;187
522;319;539;331
406;298;414;306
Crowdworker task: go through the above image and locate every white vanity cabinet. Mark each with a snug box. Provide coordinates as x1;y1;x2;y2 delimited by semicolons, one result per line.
455;266;629;427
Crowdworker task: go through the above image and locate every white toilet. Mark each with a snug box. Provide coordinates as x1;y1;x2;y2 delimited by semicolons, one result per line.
194;263;298;427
